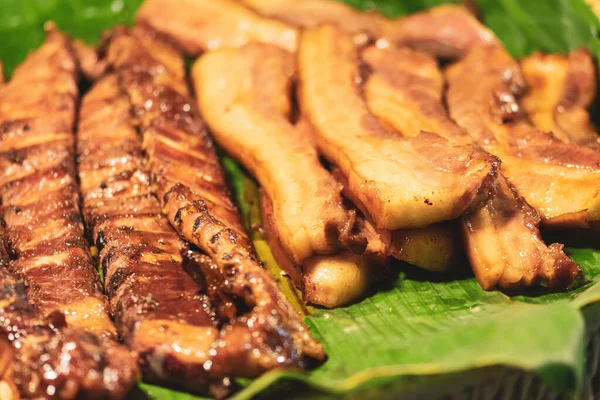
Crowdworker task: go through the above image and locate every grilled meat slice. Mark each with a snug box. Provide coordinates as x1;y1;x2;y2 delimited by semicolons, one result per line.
0;25;116;337
446;46;600;230
390;5;499;59
298;25;497;231
78;74;226;393
0;224;138;399
521;49;600;149
192;44;382;307
361;45;579;289
136;0;297;53
239;0;393;40
104;26;324;377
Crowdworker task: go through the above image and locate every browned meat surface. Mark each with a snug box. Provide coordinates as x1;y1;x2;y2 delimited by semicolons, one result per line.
73;40;107;80
136;0;298;53
0;25;116;337
78;74;229;394
103;26;324;378
239;0;393;40
298;25;497;231
521;49;600;149
390;5;499;59
446;46;600;230
361;45;579;290
0;224;138;399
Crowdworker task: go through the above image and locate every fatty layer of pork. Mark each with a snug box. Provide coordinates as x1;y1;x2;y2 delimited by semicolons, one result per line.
521;48;600;149
192;43;386;307
136;0;298;53
103;26;324;377
77;73;235;395
446;46;600;231
0;26;138;399
298;25;497;232
361;45;579;290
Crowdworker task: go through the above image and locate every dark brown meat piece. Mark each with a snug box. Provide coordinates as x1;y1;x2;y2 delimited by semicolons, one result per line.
361;45;579;290
78;74;230;394
103;26;324;378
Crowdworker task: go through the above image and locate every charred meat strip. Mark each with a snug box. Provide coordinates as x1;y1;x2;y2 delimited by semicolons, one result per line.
446;46;600;230
298;25;497;231
239;0;394;40
77;74;228;393
0;222;137;398
136;0;298;53
390;5;499;59
361;45;579;290
0;25;116;337
521;48;600;149
192;44;385;307
104;26;324;377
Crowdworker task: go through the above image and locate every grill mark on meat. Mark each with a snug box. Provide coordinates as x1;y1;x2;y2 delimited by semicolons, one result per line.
77;73;231;395
104;26;324;378
0;26;138;398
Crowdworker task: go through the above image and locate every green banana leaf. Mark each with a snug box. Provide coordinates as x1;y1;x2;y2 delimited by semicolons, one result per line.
1;0;599;399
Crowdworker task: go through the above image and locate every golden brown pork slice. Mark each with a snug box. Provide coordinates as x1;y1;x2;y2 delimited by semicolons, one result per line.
105;26;324;377
446;46;600;230
136;0;297;53
78;74;232;395
521;49;600;149
390;5;499;59
0;25;116;337
298;25;497;231
239;0;393;40
192;44;385;307
361;45;579;290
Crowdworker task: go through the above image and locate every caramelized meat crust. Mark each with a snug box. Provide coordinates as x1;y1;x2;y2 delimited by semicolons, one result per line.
298;25;497;231
0;26;116;336
78;74;226;393
521;48;600;149
446;46;600;230
103;26;324;377
361;45;579;290
136;0;298;53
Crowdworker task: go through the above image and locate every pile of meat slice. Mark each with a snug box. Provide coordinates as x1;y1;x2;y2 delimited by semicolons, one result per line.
0;0;598;397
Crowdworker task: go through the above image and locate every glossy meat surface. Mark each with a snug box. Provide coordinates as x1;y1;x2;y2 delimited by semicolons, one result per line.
521;48;600;149
446;46;600;230
136;0;298;53
78;74;225;393
362;45;579;290
298;25;497;231
104;26;324;377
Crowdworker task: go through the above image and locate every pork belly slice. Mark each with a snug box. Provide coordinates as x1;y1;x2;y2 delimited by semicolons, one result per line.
78;74;230;394
390;5;499;59
103;26;324;377
0;25;118;337
298;25;497;231
361;45;579;290
135;0;297;53
446;46;600;230
521;49;600;149
239;0;393;40
0;229;138;399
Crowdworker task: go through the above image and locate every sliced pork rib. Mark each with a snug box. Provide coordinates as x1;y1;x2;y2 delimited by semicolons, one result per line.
361;45;579;290
446;46;600;231
521;48;600;149
102;26;324;377
0;26;138;398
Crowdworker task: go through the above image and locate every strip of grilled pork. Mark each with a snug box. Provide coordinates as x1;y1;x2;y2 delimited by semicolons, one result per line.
521;48;600;149
446;46;600;231
298;25;498;231
361;45;579;290
103;26;324;378
136;0;298;53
